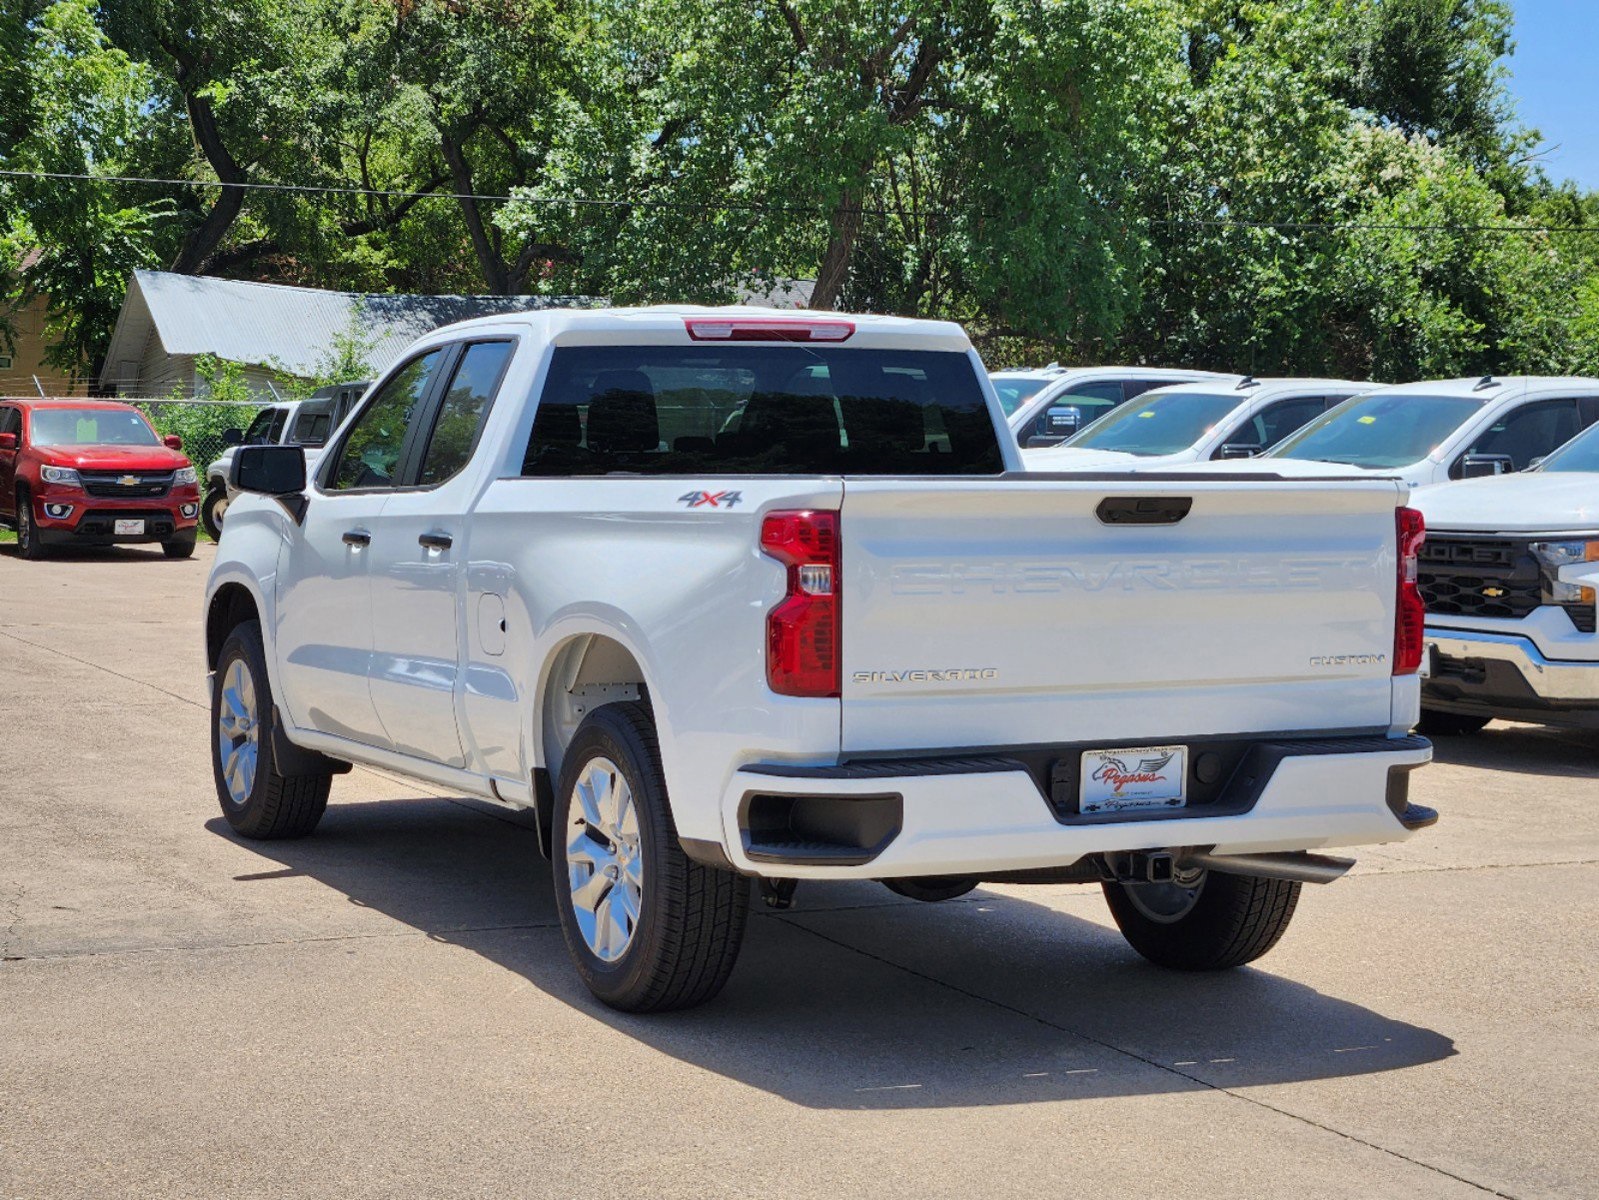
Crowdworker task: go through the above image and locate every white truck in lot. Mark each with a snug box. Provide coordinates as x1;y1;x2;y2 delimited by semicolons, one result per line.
992;364;1234;449
1412;421;1599;734
1226;376;1599;489
203;382;369;539
1023;377;1367;471
204;306;1435;1011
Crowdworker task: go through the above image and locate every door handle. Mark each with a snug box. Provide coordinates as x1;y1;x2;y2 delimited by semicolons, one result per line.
418;531;453;551
342;529;371;547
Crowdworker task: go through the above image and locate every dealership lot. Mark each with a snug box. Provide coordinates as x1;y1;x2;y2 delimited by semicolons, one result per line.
2;544;1596;1199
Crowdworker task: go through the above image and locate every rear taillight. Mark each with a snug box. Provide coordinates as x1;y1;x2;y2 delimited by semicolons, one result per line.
1394;506;1426;675
761;510;840;697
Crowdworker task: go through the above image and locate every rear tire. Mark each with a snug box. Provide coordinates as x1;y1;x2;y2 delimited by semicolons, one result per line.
1417;708;1490;736
15;488;45;560
200;485;227;541
552;702;750;1012
212;619;329;839
162;534;197;559
1103;870;1301;971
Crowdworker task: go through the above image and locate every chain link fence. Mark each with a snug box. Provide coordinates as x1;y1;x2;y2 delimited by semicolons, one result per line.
133;399;266;480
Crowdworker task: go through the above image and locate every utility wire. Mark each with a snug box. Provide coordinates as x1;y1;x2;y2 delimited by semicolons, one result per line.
4;167;1599;235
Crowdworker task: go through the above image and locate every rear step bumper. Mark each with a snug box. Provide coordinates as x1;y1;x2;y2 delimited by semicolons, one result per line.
714;734;1432;879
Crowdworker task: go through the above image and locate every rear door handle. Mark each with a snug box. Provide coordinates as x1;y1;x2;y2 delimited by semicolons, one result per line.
342;529;371;547
418;531;453;551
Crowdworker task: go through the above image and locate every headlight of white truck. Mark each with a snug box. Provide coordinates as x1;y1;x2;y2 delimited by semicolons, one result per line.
1531;539;1599;614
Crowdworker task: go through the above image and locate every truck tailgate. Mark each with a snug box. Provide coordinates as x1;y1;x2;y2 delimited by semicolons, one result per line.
839;477;1406;753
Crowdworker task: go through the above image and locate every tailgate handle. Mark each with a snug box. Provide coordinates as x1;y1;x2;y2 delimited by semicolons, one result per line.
1095;496;1193;526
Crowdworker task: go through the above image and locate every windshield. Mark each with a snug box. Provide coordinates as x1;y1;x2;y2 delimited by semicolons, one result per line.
1065;391;1240;456
989;376;1049;417
1269;393;1486;469
1535;423;1599;473
29;407;159;448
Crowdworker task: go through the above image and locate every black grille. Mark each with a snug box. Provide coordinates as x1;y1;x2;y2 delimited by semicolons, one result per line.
1419;536;1595;631
79;470;174;498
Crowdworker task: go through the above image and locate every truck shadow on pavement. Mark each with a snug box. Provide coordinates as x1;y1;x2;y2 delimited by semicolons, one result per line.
1428;724;1599;779
207;798;1456;1110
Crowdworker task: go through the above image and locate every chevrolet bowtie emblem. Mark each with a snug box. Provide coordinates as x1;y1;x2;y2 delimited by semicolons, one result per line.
1481;586;1506;598
118;474;140;486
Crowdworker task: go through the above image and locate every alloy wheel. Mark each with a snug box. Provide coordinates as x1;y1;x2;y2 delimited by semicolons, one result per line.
216;657;260;805
565;756;645;962
1124;869;1207;924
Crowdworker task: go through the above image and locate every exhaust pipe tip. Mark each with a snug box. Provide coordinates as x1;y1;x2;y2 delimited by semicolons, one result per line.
1179;849;1355;886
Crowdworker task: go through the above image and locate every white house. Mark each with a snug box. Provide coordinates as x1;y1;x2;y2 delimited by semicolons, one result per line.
98;270;594;399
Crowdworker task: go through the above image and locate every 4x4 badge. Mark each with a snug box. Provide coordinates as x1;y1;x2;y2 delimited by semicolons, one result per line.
679;490;742;509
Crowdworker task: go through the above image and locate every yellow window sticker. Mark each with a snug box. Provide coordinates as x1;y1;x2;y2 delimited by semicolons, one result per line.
1357;415;1377;424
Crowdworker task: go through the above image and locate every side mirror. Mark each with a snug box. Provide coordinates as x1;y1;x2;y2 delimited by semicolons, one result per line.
1039;404;1082;438
1459;452;1515;479
1218;443;1263;460
221;427;244;446
232;445;308;523
0;432;16;452
163;433;183;451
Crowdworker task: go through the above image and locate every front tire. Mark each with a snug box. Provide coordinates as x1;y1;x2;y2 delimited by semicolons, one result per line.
1103;870;1301;971
1417;708;1490;736
552;702;750;1012
212;619;329;839
200;485;227;541
162;533;197;559
15;488;45;560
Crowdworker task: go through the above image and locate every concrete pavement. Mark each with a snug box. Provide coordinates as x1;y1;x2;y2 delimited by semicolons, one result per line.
1;543;1595;1198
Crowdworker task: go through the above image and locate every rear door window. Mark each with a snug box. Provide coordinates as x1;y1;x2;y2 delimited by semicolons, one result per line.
523;346;1002;476
417;341;513;485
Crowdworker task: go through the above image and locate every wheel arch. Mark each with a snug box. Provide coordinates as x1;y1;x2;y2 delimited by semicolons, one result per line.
205;580;265;671
535;630;654;787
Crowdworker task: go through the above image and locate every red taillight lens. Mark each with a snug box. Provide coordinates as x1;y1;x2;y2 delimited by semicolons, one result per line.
761;510;840;697
685;318;855;343
1394;506;1426;675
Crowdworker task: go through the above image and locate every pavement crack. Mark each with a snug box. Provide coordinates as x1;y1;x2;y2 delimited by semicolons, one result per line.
777;916;1519;1199
1;882;25;960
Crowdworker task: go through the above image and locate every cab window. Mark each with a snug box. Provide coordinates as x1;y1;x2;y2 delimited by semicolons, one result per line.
327;351;445;491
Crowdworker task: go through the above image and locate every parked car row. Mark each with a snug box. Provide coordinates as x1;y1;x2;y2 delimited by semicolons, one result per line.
1003;363;1599;736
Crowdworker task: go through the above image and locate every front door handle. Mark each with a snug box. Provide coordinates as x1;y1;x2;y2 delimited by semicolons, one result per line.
418;531;453;551
342;529;371;547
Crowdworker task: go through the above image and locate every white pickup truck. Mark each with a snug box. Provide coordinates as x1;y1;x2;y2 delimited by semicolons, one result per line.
204;306;1434;1011
1412;420;1599;733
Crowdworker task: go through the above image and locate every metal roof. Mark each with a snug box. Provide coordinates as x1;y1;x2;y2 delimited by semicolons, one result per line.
98;270;596;387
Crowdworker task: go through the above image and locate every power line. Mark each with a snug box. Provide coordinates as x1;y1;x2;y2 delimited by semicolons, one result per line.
4;167;1599;235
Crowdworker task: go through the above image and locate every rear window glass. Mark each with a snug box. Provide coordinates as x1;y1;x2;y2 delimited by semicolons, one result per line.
522;346;1003;476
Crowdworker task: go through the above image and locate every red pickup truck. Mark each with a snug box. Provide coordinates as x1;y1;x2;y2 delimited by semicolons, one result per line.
0;399;201;560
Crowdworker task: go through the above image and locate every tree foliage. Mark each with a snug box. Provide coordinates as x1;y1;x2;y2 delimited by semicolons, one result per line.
0;0;1596;383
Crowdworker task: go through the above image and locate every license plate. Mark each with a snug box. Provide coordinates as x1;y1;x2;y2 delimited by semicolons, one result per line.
1079;745;1188;814
113;519;145;536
